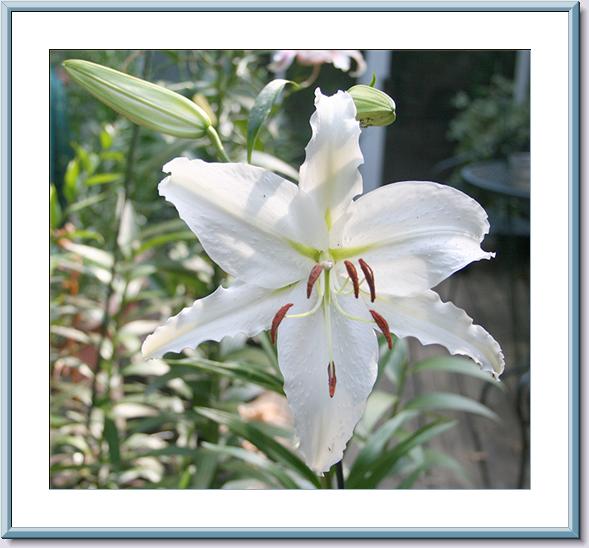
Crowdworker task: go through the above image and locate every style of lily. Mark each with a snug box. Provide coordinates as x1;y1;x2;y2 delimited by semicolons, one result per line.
142;89;504;473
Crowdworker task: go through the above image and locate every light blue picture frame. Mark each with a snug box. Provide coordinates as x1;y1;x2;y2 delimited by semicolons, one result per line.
1;1;580;539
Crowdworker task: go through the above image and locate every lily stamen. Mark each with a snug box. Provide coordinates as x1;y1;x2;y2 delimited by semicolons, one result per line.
270;303;294;344
331;290;373;324
369;309;393;349
306;264;324;298
286;292;323;319
344;260;360;298
327;361;337;398
359;258;376;302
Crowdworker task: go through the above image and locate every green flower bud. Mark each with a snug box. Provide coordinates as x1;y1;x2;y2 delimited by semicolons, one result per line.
347;84;396;128
62;59;211;139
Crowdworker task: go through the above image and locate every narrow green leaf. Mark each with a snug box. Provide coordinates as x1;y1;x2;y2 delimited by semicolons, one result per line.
194;407;320;487
135;231;195;255
63;159;80;203
412;356;502;386
247;79;298;163
381;336;409;385
50;184;62;229
165;358;284;394
404;392;499;422
59;240;114;268
398;449;470;489
103;416;121;467
202;442;299;489
356;419;457;488
85;172;123;186
347;410;417;488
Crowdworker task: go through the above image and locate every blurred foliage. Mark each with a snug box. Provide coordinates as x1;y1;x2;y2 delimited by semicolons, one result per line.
448;75;530;162
50;50;501;489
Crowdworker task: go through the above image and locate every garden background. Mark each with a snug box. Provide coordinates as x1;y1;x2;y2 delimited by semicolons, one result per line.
49;49;530;490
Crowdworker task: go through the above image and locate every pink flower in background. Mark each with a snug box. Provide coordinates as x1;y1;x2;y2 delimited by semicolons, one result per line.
269;50;366;77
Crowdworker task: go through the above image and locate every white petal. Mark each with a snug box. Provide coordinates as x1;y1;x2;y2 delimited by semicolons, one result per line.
277;287;378;472
372;290;504;377
342;181;494;295
160;158;316;289
142;282;292;358
268;50;296;72
331;50;366;76
298;90;363;230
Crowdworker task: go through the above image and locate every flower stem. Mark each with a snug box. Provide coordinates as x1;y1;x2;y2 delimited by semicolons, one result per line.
335;460;345;489
206;125;231;162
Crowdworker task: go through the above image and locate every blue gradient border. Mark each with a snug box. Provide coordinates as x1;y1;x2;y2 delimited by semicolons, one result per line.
1;0;580;539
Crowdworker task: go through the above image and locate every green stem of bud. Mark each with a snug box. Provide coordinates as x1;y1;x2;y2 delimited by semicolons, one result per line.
206;126;231;163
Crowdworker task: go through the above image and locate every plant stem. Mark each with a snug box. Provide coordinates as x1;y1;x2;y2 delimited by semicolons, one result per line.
206;125;231;162
335;460;345;489
86;51;150;433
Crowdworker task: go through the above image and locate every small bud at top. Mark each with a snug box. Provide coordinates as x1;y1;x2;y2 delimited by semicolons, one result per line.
62;59;212;139
347;85;396;128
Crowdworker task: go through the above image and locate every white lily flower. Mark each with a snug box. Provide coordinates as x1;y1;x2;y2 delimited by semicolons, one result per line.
142;89;504;473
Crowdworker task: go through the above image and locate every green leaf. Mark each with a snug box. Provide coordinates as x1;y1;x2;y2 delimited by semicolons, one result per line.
202;442;299;489
247;79;298;163
412;356;502;387
63;159;80;203
397;449;470;489
347;410;418;487
59;240;113;268
65;191;108;214
165;358;284;394
85;173;123;186
99;127;113;149
381;336;408;385
103;416;121;467
354;419;457;488
404;392;499;422
135;231;195;255
193;407;320;488
355;390;398;439
50;184;62;229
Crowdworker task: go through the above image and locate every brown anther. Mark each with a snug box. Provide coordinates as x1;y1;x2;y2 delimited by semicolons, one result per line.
270;303;294;344
369;310;393;349
359;258;376;302
344;260;360;298
306;264;323;298
327;361;337;398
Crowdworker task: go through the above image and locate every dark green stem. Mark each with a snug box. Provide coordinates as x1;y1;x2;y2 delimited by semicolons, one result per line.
206;125;231;162
86;51;151;437
335;460;345;489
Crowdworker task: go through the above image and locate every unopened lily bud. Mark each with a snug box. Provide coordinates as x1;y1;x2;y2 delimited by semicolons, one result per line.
347;85;396;128
63;59;211;139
